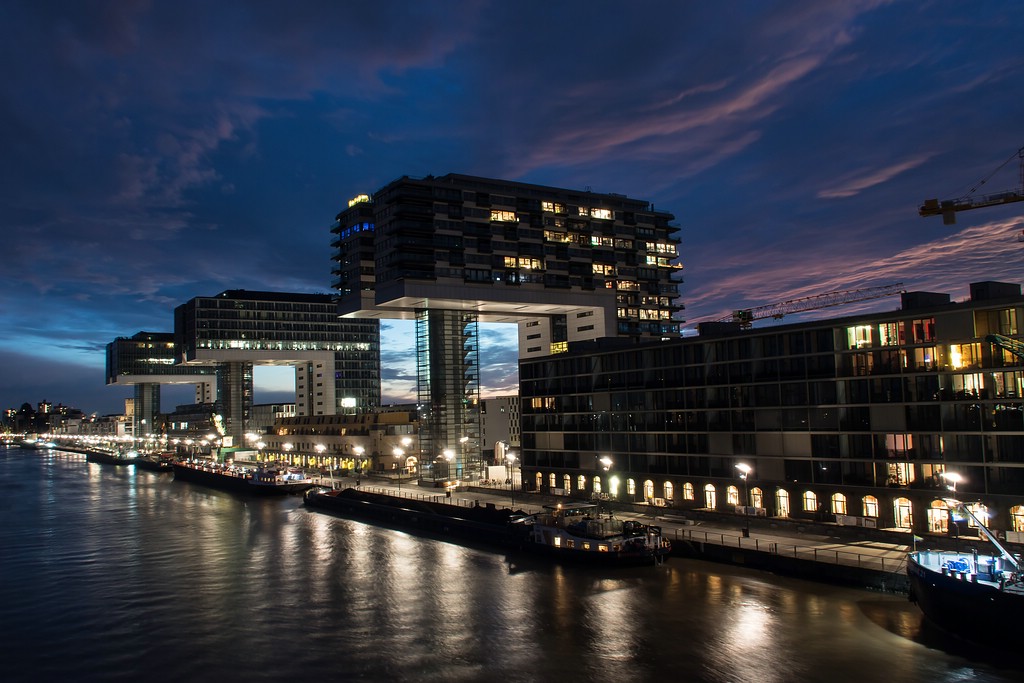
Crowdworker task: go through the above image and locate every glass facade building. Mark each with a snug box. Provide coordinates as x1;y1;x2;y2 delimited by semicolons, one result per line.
519;281;1024;538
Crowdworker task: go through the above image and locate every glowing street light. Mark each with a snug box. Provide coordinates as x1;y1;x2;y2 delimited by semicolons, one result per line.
506;452;517;507
442;449;455;480
941;471;963;495
735;463;752;506
393;447;404;492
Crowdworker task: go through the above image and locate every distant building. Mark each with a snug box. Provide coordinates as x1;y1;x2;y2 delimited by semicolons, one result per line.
249;402;296;435
480;395;520;464
519;281;1024;541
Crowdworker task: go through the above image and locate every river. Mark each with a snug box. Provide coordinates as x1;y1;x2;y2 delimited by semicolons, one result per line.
0;447;1018;682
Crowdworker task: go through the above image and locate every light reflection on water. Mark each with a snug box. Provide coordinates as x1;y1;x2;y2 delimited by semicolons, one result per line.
0;448;1020;683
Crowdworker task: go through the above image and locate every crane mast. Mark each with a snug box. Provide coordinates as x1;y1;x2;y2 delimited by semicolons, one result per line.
919;146;1024;225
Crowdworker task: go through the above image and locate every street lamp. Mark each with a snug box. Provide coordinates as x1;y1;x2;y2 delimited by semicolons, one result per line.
941;471;963;495
442;449;455;480
393;447;404;492
256;441;266;463
460;435;469;479
506;452;517;507
735;463;751;507
736;463;752;537
283;442;293;465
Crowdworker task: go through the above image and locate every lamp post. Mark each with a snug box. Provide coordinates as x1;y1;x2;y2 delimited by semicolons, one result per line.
941;471;962;496
283;442;293;465
506;452;517;507
393;447;404;493
256;441;265;464
459;435;469;480
736;463;752;537
442;449;455;481
353;445;364;478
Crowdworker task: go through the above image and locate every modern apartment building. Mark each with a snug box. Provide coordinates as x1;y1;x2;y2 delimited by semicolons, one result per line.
173;290;381;444
518;281;1024;540
332;174;683;479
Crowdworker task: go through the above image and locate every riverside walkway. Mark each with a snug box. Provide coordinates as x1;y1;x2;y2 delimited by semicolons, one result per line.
311;475;915;591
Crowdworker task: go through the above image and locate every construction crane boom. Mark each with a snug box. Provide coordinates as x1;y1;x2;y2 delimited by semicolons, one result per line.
721;283;905;328
986;334;1024;362
919;146;1024;225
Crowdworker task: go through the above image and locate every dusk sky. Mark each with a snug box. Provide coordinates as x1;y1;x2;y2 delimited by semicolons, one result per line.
2;1;1022;416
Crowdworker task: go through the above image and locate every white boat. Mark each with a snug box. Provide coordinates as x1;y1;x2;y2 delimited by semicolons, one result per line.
907;498;1024;648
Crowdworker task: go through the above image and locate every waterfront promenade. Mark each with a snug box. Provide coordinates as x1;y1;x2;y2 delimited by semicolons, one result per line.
312;474;917;592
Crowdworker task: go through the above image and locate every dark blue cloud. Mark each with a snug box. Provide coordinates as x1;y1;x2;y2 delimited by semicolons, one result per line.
2;0;1022;413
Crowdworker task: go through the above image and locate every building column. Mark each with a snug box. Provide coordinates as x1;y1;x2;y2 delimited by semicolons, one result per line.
416;309;481;482
216;361;253;447
133;383;161;437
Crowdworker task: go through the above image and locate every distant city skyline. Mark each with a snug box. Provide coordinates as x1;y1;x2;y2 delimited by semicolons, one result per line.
3;2;1023;416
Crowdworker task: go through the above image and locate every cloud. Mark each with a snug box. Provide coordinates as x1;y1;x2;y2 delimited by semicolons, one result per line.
817;156;932;198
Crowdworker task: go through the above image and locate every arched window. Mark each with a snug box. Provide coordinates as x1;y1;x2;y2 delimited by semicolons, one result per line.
627;478;636;496
893;497;913;529
643;479;655;500
751;487;763;510
802;490;817;512
548;472;557;489
831;493;847;515
927;499;948;533
703;484;717;510
776;489;790;517
726;485;740;506
663;481;674;501
1011;505;1024;533
609;476;620;497
863;495;879;518
577;474;587;492
593;476;602;494
534;472;542;490
683;482;695;501
563;473;571;492
966;502;988;529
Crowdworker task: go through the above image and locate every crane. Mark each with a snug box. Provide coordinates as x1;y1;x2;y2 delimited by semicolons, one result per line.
986;333;1024;362
919;145;1024;225
717;282;905;329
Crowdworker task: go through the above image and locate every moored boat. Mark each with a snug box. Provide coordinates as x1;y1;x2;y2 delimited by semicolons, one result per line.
86;450;137;466
172;459;315;495
509;503;671;565
907;498;1024;648
133;453;175;472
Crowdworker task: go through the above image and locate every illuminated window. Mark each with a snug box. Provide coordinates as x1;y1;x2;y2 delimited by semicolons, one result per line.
593;264;615;275
491;210;517;222
590;208;612;220
550;341;568;354
703;484;717;509
726;485;739;505
831;493;847;515
627;479;636;495
617;281;639;291
949;343;981;370
541;201;564;213
928;499;949;533
577;474;587;491
518;257;542;270
887;461;914;486
683;482;694;500
1010;505;1024;532
878;321;904;346
544;230;571;242
802;490;817;512
863;495;879;518
751;487;763;509
593;476;602;494
893;497;913;529
847;325;872;349
777;489;791;516
563;474;571;491
548;472;557;489
663;481;674;501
